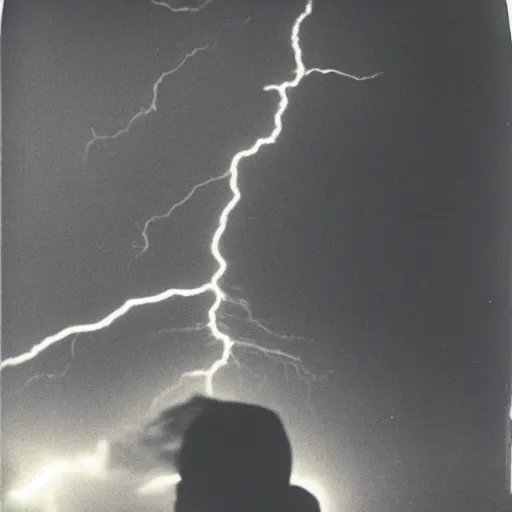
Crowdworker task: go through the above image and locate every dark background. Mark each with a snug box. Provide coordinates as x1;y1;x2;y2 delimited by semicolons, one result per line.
2;0;512;510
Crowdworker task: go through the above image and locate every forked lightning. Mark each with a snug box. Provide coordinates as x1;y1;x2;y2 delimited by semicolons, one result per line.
6;0;381;507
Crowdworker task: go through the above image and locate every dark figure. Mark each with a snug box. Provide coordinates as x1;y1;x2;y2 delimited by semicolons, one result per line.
143;395;321;512
288;485;322;512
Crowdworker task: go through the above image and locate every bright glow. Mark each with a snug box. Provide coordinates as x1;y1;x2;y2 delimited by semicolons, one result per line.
10;466;331;510
137;473;181;495
5;0;382;507
135;471;332;510
9;440;109;504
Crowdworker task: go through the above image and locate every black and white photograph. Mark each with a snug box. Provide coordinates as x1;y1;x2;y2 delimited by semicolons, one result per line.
2;1;512;511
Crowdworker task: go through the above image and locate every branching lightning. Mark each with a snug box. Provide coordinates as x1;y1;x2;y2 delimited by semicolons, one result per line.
134;171;229;257
83;46;207;162
20;335;79;392
305;67;382;80
1;283;212;370
2;0;379;388
150;0;213;14
222;294;312;343
5;0;381;508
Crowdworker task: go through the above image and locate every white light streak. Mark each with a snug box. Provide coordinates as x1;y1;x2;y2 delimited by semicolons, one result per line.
137;473;181;495
134;171;230;257
305;67;383;80
150;0;213;14
1;284;211;370
21;361;73;391
83;46;208;161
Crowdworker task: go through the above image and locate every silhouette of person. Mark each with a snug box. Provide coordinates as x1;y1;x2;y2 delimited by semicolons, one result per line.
144;395;322;511
288;485;322;512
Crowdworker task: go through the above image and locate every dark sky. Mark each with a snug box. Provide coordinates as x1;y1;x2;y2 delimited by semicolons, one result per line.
2;0;512;511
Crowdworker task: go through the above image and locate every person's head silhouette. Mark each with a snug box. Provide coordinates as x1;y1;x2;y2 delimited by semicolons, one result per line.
145;395;321;511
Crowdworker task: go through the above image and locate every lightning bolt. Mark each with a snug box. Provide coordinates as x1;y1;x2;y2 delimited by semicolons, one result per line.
1;0;379;390
5;0;382;508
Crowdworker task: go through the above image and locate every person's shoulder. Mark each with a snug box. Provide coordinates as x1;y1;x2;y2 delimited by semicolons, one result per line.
288;485;322;512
